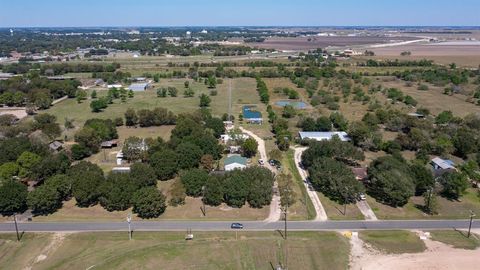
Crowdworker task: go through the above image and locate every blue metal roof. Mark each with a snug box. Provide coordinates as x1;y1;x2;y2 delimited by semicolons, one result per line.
243;106;262;119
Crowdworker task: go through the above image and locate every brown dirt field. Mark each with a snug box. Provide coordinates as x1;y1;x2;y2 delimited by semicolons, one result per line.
249;36;417;51
370;44;480;67
351;231;480;270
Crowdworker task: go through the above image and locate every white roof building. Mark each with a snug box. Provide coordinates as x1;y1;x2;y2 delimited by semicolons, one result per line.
299;131;350;142
128;83;150;91
224;155;248;171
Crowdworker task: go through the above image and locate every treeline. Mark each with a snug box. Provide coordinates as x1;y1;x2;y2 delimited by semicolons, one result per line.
181;166;274;208
360;59;434;67
256;77;270;104
40;63;120;75
0;76;81;109
395;68;472;86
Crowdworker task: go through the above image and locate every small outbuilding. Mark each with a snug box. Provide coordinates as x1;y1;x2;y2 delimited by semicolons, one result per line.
298;131;350;142
128;83;151;92
224;155;248;171
48;140;64;152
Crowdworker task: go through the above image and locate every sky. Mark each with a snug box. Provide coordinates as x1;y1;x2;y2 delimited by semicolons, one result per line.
2;0;480;27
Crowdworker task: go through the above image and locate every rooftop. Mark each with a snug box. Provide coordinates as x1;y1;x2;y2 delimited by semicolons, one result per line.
128;83;150;91
431;157;455;170
299;131;350;142
225;155;248;166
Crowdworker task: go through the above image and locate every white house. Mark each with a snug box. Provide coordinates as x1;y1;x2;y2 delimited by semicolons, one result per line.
224;155;247;171
128;83;151;91
299;131;350;142
220;133;249;144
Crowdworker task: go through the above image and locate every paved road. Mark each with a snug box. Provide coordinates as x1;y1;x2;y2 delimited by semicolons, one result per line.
239;127;281;222
0;220;478;232
293;147;328;221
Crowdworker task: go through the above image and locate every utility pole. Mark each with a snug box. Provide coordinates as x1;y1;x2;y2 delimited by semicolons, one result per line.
201;186;206;216
468;210;476;238
127;214;132;240
13;214;20;242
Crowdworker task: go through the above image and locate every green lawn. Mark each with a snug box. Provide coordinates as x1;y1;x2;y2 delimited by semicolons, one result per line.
367;189;480;220
317;192;364;220
359;230;426;254
0;231;350;270
283;150;315;220
430;230;480;250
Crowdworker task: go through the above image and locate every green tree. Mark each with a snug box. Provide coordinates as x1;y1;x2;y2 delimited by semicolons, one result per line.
242;138;258;158
27;185;62;215
130;162;157;187
176;142;203;169
308;157;364;204
91;90;97;99
149;149;178;180
439;171;469;200
132;187;166;218
199;93;211;107
246;167;275;208
423;189;438;215
367;156;415;207
124;108;138;126
122;136;147;162
74;127;101;154
69;162;105;207
90;98;108;112
0;162;20;181
409;163;434;195
203;176;223;206
277;173;297;207
435;111;454;124
207;76;217;88
76;89;87;103
205;117;225;138
16;151;41;178
184;81;190;88
44;174;71;200
0;180;28;215
282;105;296;118
181;169;210;197
169;179;186;206
99;173;137;211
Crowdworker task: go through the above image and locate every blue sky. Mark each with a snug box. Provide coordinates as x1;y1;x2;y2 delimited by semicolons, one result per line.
2;0;480;27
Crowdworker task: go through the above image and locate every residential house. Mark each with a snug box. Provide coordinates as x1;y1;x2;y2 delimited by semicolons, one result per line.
430;157;456;177
224;155;248;171
101;139;119;149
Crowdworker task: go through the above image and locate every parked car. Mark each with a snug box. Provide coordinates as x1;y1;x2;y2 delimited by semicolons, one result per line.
358;193;367;201
231;223;244;229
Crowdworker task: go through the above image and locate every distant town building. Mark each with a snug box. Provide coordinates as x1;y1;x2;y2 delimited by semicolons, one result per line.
200;29;208;34
224;155;248;171
128;83;151;91
186;31;192;39
298;131;350;142
242;106;263;124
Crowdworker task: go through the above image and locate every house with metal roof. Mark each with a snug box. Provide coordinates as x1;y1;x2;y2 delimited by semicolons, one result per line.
431;157;456;176
242;106;263;124
298;131;350;142
224;155;248;171
128;83;150;91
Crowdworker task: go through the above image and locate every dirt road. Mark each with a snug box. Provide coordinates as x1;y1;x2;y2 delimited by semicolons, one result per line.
350;230;480;270
293;147;328;221
239;127;281;222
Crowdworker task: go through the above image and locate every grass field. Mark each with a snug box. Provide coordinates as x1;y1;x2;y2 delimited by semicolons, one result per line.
367;189;480;220
285;150;316;220
359;230;426;254
0;231;350;270
44;77;259;128
430;230;480;250
317;192;364;220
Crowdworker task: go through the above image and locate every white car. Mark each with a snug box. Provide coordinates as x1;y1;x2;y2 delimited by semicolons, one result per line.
359;193;367;201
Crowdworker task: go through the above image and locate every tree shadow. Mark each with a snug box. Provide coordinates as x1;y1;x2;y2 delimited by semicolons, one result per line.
453;228;469;238
199;206;206;216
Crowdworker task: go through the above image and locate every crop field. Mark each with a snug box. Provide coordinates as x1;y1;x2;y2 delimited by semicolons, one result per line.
0;231;350;270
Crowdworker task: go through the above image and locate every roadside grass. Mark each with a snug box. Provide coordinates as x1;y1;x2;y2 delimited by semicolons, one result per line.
359;230;426;254
367;189;480;220
317;192;364;220
284;150;316;220
430;230;480;250
0;231;350;270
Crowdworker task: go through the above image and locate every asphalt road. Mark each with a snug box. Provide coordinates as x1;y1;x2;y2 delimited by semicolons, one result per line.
0;220;478;232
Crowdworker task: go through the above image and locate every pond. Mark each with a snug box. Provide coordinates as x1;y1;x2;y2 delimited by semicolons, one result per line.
275;100;308;109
